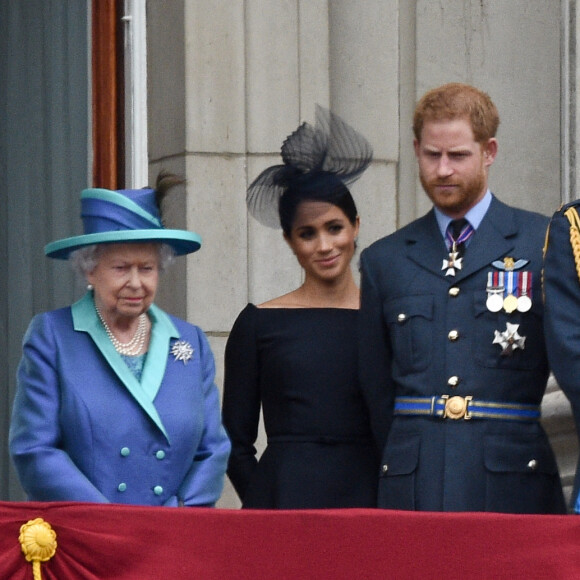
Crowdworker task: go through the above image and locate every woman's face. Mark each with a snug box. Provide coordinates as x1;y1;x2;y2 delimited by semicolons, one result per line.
285;201;359;284
87;243;160;321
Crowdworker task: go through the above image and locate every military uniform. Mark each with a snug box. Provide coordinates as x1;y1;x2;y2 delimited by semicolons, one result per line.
544;199;580;511
359;195;565;513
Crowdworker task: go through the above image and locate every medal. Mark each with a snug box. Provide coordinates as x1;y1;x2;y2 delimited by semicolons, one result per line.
503;271;518;313
442;245;463;277
493;322;526;356
443;223;475;277
487;293;504;312
503;294;518;313
517;271;532;312
517;295;532;313
486;271;504;312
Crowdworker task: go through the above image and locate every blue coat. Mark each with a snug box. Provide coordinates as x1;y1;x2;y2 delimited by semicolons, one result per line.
544;199;580;510
9;292;230;506
359;196;565;513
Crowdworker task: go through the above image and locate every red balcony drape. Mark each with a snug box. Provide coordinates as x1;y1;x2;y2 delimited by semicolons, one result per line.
0;501;578;579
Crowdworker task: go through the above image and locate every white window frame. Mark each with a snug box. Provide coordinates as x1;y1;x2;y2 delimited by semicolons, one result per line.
122;0;148;188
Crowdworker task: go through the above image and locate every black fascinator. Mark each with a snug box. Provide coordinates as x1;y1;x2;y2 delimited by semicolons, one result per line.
246;105;373;228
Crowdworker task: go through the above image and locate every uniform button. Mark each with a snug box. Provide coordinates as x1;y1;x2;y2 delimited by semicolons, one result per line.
447;376;460;388
448;330;459;341
382;464;388;473
155;450;166;460
397;313;406;323
118;483;127;492
153;485;164;496
449;287;460;297
527;459;538;471
120;447;130;457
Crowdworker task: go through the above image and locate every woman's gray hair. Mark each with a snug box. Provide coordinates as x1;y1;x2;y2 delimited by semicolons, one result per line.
69;243;176;281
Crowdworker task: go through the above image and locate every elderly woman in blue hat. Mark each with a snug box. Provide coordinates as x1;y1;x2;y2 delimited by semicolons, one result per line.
9;172;230;506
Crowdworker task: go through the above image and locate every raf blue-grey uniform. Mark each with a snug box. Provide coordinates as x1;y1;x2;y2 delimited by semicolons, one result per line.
359;194;566;513
544;199;580;513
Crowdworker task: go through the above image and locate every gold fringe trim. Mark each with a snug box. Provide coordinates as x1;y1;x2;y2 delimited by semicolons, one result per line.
19;518;57;580
564;206;580;284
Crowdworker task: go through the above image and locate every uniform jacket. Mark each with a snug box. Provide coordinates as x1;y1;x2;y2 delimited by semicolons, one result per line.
359;195;565;513
9;292;230;506
544;199;580;509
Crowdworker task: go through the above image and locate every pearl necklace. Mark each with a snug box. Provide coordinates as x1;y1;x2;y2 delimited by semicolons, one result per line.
96;307;148;356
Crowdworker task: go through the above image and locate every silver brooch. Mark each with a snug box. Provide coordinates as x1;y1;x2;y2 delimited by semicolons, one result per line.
170;340;194;364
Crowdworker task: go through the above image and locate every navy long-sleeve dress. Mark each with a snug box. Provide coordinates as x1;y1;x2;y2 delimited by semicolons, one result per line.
222;304;378;508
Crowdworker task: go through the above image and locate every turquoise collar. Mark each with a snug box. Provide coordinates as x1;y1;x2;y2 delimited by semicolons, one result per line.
72;292;180;442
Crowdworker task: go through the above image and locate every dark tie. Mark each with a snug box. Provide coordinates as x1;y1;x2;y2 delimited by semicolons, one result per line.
446;218;474;258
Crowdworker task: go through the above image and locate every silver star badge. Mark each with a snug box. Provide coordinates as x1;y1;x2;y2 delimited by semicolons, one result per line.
170;340;194;364
442;251;463;276
493;323;526;356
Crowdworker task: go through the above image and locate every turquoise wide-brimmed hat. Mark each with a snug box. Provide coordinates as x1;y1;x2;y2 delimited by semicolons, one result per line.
45;187;201;259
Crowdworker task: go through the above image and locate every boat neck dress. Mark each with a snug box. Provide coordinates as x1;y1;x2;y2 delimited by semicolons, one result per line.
222;303;378;508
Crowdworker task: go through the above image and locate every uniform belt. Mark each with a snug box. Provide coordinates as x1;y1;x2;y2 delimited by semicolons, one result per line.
394;395;540;421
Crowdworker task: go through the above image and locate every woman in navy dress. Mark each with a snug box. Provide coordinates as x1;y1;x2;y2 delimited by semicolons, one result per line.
222;106;379;508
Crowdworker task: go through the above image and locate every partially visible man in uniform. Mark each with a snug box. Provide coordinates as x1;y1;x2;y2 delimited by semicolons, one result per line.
544;202;580;513
359;82;565;513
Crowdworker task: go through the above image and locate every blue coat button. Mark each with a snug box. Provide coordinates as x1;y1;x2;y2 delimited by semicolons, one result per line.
120;447;130;457
155;450;165;460
118;483;127;492
153;485;163;495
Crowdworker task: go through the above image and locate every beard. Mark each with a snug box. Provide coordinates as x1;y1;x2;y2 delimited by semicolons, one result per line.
420;168;487;217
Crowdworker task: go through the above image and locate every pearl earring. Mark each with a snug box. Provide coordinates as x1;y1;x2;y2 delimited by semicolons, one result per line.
87;284;93;290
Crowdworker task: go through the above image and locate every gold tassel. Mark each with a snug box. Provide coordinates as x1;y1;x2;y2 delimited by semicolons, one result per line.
19;518;57;580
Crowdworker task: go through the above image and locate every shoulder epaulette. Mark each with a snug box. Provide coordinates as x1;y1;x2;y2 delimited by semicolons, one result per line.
557;198;580;215
543;200;580;288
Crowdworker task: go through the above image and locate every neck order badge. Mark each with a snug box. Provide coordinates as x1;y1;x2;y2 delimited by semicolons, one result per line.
442;219;474;276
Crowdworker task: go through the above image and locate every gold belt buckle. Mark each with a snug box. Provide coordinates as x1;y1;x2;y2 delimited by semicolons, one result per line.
442;395;473;420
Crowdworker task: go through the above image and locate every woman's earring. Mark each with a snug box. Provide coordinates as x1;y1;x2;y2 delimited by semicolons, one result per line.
87;284;93;290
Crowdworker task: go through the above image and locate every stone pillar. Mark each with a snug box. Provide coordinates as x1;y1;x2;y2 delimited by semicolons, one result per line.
329;0;399;255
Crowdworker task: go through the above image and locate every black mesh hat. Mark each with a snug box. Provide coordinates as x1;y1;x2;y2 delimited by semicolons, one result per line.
246;105;373;228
